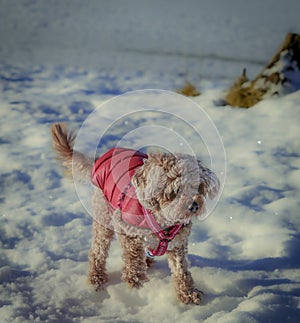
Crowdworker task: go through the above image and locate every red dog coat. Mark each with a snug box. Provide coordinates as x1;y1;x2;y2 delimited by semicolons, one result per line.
91;147;149;228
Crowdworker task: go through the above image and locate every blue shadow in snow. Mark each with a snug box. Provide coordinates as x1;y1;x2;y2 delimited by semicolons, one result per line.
230;184;289;212
188;254;300;272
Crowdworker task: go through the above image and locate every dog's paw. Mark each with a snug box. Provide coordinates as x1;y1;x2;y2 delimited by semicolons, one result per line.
89;272;108;291
178;288;203;305
122;271;149;289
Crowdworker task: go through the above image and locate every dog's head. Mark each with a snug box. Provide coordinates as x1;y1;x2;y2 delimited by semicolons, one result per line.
132;152;220;226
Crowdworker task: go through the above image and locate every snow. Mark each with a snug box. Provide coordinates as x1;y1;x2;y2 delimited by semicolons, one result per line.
1;0;300;322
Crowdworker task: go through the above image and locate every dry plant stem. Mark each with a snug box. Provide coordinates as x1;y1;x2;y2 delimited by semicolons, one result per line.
176;81;200;97
225;33;300;108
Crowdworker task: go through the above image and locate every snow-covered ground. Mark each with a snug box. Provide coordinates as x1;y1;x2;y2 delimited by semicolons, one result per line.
1;1;300;322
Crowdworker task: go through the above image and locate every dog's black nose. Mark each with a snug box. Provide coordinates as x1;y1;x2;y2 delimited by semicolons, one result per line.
188;201;199;213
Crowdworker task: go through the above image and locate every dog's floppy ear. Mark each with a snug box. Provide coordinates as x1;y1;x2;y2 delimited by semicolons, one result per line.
198;161;220;199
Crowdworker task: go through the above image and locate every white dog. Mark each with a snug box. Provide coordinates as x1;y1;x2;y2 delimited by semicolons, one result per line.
51;123;219;304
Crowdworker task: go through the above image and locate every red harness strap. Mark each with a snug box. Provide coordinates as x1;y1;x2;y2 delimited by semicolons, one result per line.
117;182;183;257
144;209;183;257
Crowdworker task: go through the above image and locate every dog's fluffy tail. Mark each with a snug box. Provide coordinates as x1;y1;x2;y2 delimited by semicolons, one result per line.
51;123;93;183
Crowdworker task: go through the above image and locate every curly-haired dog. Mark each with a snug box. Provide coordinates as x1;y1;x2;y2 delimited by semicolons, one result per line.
51;123;220;305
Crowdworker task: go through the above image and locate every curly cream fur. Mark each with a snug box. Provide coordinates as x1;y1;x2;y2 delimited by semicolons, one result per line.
51;123;220;305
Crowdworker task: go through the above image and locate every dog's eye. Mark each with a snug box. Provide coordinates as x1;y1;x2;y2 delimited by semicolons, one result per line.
167;191;176;201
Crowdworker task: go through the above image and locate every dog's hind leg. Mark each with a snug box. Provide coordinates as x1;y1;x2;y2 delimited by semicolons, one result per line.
117;234;149;288
88;219;114;290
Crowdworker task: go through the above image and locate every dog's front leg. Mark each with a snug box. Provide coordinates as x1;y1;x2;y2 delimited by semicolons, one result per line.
167;243;203;305
118;234;149;288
